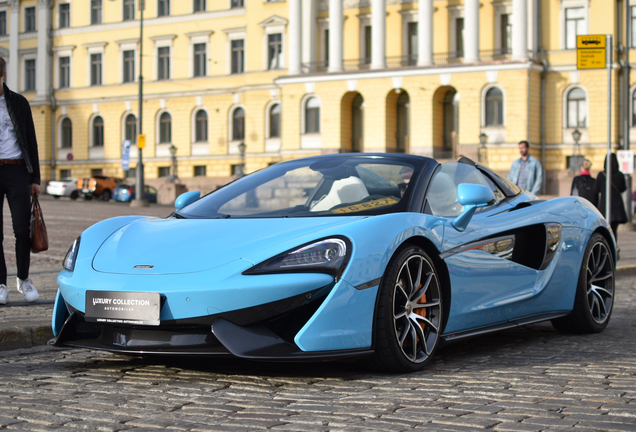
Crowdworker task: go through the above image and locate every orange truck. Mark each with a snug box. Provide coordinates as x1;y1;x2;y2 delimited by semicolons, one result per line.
77;175;121;201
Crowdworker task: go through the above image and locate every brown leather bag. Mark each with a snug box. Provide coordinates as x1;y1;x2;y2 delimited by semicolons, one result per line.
30;196;48;253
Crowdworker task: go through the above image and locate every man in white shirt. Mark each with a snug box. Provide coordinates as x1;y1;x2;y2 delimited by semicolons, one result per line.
0;57;41;305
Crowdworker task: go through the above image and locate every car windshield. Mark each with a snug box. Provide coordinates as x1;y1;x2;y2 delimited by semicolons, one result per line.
177;156;425;219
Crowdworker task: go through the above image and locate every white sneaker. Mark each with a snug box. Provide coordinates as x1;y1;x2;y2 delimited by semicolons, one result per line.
17;278;39;303
0;284;7;305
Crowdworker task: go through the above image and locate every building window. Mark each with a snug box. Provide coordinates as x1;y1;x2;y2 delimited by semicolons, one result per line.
92;116;104;147
269;103;281;138
407;22;417;65
194;0;206;12
324;28;329;67
91;168;103;176
632;6;636;47
91;0;102;25
455;17;464;57
158;167;170;177
125;114;137;143
566;87;587;128
565;7;585;50
61;118;73;148
123;0;135;21
159;112;171;143
193;43;207;77
59;4;70;28
195;110;208;142
485;87;504;126
193;165;207;176
268;34;282;70
231;0;244;8
60;169;71;179
24;59;36;91
25;7;36;32
632;89;636;126
304;97;320;134
158;47;170;80
500;14;511;54
232;107;245;141
59;57;70;88
231;39;245;74
363;25;372;64
90;53;102;86
0;11;7;35
158;0;170;17
123;50;135;83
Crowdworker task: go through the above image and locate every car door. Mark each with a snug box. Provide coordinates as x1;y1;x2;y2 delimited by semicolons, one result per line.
425;162;543;335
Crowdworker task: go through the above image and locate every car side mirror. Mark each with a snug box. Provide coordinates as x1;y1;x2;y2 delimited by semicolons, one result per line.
452;184;495;232
175;191;201;211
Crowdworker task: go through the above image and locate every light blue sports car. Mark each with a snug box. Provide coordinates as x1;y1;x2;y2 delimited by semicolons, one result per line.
52;154;616;372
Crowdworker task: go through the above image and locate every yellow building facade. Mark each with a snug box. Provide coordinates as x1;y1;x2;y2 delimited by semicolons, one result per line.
0;0;631;194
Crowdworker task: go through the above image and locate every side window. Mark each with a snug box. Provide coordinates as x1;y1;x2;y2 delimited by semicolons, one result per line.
425;162;503;217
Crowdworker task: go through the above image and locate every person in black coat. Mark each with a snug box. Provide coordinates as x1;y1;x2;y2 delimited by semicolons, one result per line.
594;153;627;240
571;158;597;207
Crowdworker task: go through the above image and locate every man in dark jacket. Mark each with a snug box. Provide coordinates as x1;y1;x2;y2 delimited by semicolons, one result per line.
0;57;41;305
594;153;627;241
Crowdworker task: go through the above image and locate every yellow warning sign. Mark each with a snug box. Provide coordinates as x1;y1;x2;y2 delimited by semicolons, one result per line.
577;35;606;69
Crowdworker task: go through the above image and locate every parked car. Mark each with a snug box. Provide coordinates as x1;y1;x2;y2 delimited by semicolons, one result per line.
52;154;616;373
113;183;158;203
46;178;79;200
77;176;121;201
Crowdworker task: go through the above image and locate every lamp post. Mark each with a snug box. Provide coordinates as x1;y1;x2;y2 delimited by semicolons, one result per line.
169;144;178;182
131;0;148;207
238;142;246;177
478;132;488;165
571;128;582;174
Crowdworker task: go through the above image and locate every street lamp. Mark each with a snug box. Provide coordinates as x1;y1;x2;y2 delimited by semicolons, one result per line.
131;0;148;207
169;144;178;182
571;128;582;174
478;132;488;165
238;142;246;177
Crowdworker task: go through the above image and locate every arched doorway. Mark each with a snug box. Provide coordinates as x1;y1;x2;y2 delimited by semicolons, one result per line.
340;91;364;152
396;92;410;153
433;86;458;159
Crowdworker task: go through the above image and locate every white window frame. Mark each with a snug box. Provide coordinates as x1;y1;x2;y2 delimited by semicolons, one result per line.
562;84;589;144
318;18;329;68
157;0;171;17
122;0;135;22
155;109;173;145
118;39;138;84
493;2;512;54
53;46;74;89
480;84;506;144
300;94;322;150
259;17;287;71
225;27;246;75
58;2;71;29
358;14;371;66
561;0;589;50
264;99;282;153
448;5;464;58
399;10;418;63
88;113;105;160
187;31;212;78
151;35;175;81
121;111;137;145
23;5;37;33
228;104;246;154
84;42;106;87
20;51;36;92
191;107;209;143
57;115;73;150
89;0;102;25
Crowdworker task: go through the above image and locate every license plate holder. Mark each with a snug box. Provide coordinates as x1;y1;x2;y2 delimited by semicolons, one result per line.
85;290;160;326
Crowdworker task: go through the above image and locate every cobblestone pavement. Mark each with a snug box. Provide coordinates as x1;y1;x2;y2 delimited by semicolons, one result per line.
0;196;634;431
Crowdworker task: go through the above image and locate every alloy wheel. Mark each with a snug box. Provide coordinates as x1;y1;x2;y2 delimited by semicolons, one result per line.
586;241;613;325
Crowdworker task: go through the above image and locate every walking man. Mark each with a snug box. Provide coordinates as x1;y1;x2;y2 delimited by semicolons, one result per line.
508;140;543;195
0;57;40;304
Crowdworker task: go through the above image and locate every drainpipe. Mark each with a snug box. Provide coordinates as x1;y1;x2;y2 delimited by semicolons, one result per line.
48;6;56;181
538;0;547;195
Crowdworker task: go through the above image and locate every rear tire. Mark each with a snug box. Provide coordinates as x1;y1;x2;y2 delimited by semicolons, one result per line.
552;233;614;334
53;195;60;199
70;191;79;200
101;190;111;202
370;246;443;373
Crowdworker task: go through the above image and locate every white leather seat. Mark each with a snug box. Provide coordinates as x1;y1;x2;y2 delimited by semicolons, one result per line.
311;176;369;212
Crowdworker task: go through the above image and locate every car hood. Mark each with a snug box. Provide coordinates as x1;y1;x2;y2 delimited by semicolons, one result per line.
92;217;364;275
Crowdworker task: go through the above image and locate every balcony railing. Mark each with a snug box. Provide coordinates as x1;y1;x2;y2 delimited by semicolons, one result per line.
300;48;528;75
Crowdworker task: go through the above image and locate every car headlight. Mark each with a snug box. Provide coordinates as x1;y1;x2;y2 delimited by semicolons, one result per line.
63;236;81;271
243;237;351;279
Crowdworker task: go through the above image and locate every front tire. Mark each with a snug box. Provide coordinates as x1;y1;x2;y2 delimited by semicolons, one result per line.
371;246;443;373
552;233;615;334
101;190;111;201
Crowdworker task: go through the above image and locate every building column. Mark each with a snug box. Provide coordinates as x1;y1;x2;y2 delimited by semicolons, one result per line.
7;0;19;90
464;0;479;63
512;0;528;60
36;0;52;100
371;0;386;69
302;0;317;72
328;0;343;73
288;0;302;75
417;0;433;66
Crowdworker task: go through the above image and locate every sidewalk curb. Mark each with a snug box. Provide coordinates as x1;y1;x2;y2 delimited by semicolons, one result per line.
0;325;52;351
617;265;636;277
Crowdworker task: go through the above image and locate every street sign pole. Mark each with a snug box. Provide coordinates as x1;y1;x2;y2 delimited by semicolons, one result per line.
132;0;149;207
607;34;612;228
